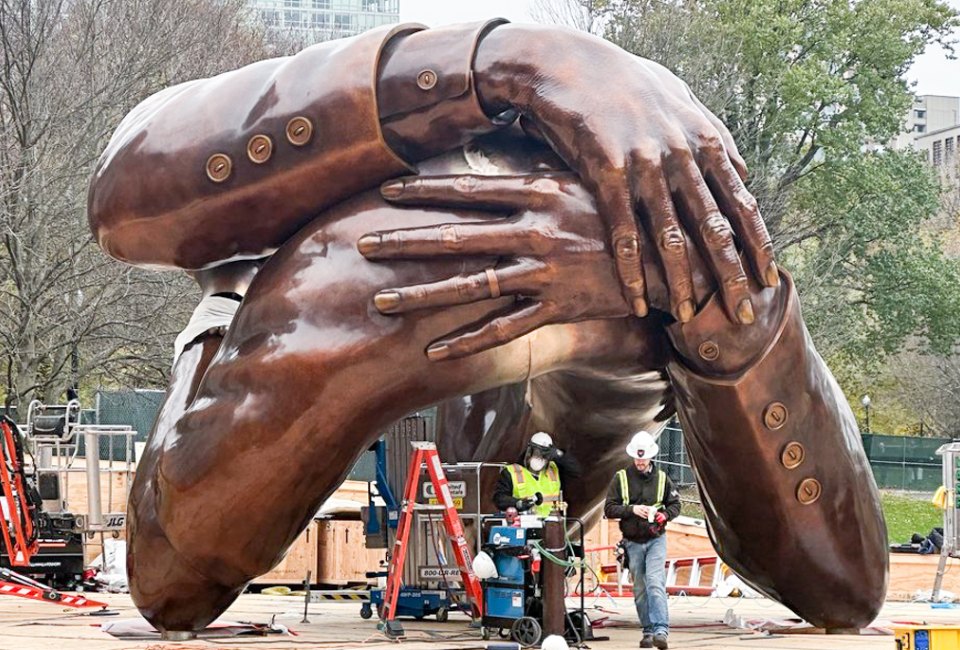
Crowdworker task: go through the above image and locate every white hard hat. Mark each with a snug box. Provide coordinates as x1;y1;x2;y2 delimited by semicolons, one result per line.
529;432;554;449
542;635;569;650
626;431;659;460
473;551;498;580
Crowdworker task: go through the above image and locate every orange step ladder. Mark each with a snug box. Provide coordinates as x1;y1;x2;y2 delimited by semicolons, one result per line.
380;442;483;638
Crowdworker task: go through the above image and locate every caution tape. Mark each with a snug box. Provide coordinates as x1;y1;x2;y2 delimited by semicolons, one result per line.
309;590;370;602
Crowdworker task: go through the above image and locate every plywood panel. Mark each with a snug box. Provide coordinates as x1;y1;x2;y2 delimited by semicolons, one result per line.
888;552;960;599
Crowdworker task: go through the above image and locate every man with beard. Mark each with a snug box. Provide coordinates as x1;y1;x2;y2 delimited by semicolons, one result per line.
605;431;682;649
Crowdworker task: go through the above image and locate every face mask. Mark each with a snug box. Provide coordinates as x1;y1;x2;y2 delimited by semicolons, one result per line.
528;455;547;472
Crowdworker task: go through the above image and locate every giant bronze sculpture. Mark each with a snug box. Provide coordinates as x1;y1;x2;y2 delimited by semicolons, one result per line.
87;21;887;636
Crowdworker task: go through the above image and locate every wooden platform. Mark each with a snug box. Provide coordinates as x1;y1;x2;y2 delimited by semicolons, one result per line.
0;592;957;649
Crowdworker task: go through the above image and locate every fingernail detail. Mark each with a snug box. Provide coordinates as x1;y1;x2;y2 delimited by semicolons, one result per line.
374;291;401;313
763;261;780;287
632;297;649;318
357;234;381;255
427;344;451;361
381;180;404;199
737;298;755;325
678;300;695;323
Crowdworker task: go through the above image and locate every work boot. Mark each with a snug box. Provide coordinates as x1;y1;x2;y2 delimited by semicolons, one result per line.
653;632;669;649
639;633;654;648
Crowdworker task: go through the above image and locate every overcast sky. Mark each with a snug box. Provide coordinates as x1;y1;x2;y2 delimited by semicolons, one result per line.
399;0;960;98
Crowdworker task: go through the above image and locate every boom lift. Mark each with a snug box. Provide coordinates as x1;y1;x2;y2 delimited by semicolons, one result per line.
0;414;107;609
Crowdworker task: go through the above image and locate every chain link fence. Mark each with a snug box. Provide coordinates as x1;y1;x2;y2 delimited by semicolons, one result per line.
62;394;953;493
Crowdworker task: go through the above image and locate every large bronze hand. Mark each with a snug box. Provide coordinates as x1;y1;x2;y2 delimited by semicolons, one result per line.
358;172;714;360
468;26;778;323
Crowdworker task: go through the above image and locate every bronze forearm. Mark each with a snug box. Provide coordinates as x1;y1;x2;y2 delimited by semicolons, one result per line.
666;274;887;629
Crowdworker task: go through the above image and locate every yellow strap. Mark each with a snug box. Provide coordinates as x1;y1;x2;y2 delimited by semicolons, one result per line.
653;470;666;509
617;469;629;506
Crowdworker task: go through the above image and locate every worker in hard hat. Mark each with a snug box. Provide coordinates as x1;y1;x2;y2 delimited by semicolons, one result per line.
604;431;681;650
493;432;579;517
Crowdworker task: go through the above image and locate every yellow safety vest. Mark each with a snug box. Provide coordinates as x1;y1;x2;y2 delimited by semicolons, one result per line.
617;468;666;508
509;462;562;517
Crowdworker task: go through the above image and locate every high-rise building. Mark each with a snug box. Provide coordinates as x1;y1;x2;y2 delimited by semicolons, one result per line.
251;0;399;43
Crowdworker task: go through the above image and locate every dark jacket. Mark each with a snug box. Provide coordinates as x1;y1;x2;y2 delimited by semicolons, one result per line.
603;462;681;542
493;450;581;511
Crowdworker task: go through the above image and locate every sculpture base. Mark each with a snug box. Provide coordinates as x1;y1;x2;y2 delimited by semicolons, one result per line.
161;630;197;641
825;627;862;635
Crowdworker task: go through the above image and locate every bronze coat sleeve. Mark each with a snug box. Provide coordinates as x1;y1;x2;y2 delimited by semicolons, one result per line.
88;22;506;270
666;272;888;630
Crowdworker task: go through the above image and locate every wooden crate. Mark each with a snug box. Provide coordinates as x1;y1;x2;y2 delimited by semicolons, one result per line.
254;481;370;584
254;520;320;584
317;519;384;585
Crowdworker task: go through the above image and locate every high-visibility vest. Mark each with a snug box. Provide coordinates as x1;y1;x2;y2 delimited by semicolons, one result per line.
509;462;562;517
617;468;666;509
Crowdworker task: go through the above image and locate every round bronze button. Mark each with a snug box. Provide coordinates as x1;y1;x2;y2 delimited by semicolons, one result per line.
286;116;313;146
698;341;720;361
205;153;232;183
246;134;273;164
796;478;822;505
781;441;805;469
763;401;788;430
417;69;438;90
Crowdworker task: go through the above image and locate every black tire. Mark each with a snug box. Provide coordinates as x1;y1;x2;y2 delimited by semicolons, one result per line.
360;604;372;620
436;606;448;622
511;616;542;648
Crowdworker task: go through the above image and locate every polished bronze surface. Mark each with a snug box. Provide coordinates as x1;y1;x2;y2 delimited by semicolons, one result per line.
87;21;887;635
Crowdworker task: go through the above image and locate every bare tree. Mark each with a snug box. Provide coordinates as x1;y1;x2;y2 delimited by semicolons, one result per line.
530;0;609;34
0;0;270;410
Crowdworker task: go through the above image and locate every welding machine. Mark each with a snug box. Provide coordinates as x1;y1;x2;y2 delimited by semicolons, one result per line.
480;521;545;647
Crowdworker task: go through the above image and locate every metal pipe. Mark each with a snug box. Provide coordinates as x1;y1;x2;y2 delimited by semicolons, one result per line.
542;517;565;637
84;430;103;528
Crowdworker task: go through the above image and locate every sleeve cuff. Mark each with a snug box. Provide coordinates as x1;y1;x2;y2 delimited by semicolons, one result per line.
666;271;791;377
377;20;513;164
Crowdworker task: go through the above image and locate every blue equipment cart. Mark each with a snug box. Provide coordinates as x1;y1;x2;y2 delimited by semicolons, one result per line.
480;524;543;647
